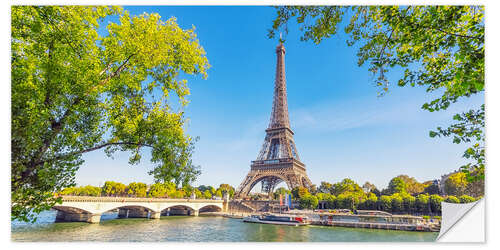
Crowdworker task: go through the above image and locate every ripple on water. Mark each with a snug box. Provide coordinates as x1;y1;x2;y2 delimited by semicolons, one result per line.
11;211;438;242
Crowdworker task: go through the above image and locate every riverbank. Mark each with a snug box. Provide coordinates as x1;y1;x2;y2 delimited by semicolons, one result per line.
205;210;440;232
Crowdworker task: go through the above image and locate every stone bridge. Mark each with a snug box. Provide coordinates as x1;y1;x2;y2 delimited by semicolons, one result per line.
53;196;227;223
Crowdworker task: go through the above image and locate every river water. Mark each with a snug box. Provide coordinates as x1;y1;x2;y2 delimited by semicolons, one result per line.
11;210;438;242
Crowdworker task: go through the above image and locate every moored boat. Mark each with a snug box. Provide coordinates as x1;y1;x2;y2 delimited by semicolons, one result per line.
243;214;309;226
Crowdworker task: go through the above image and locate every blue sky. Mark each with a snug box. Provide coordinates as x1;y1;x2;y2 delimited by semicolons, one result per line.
75;6;484;191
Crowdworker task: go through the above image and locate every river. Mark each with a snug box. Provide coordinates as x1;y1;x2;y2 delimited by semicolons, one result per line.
11;210;438;242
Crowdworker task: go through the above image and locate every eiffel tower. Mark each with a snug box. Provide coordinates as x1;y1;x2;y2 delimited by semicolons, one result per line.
235;42;312;198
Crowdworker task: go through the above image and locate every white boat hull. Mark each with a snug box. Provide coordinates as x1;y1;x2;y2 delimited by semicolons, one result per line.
243;216;306;226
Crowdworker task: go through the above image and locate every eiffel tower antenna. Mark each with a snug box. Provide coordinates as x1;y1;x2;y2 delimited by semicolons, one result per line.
235;42;312;198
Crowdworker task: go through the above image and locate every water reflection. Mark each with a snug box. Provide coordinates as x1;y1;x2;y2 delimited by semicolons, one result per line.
11;211;438;242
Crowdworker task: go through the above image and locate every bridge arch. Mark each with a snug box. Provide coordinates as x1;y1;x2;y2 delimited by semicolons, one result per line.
52;206;92;214
199;204;222;213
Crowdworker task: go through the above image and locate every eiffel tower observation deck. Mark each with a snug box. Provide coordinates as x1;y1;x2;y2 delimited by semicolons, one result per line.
235;43;312;198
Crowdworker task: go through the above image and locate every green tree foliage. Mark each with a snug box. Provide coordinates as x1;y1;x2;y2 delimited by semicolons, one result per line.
126;182;147;197
390;193;404;213
217;184;235;198
363;192;378;210
60;185;101;196
318;181;332;194
331;178;363;196
269;6;484;182
11;6;209;222
169;189;185;199
203;190;212;199
324;194;337;209
292;186;310;199
430;106;485;182
458;195;475;203
387;177;407;194
299;194;319;210
429;194;444;213
378;195;392;212
182;185;194;198
416;194;430;213
215;189;223;198
273;187;291;200
444;196;460;203
102;181;126;196
395;175;425;195
444;172;468;196
194;188;202;199
148;183;167;198
402;193;416;213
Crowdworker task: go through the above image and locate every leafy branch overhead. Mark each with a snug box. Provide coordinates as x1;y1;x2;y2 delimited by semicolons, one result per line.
11;6;209;222
269;6;484;180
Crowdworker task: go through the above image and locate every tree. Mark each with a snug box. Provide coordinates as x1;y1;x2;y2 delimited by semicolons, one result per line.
395;175;425;195
299;194;319;210
269;6;484;181
444;172;468;196
363;192;378;210
194;188;202;199
215;189;223;198
458;195;475;203
387;177;407;194
444;196;460;203
416;194;430;214
318;181;332;194
203;190;212;199
126;182;147;197
292;186;310;199
102;181;126;197
11;6;209;222
324;194;336;209
331;178;363;196
378;195;392;212
274;187;291;200
218;184;235;198
402;193;416;213
390;193;404;213
182;184;194;198
148;183;168;198
429;194;444;213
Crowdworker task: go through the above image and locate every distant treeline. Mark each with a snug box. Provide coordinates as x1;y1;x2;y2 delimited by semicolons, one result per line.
269;175;482;214
59;181;235;199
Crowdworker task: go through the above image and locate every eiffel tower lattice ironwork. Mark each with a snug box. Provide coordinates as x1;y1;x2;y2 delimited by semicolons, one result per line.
234;43;312;198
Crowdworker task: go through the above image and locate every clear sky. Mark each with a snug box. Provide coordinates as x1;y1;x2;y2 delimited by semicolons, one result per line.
75;6;484;191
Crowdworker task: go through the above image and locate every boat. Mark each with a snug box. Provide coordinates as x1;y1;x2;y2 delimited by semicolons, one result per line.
243;214;309;226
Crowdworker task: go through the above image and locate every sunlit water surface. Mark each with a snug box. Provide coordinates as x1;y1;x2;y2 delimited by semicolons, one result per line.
11;210;438;242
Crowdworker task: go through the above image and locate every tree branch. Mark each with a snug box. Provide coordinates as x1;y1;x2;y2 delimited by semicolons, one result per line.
35;142;155;166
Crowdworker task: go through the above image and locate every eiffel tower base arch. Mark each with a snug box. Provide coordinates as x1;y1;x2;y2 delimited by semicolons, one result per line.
235;165;312;198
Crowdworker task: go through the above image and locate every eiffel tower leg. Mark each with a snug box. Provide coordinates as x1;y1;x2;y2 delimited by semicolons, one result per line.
235;171;258;198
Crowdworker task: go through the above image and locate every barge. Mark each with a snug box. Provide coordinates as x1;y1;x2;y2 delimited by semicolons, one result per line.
243;214;309;226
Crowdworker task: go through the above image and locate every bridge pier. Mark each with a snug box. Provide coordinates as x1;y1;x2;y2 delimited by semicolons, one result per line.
55;210;101;224
192;210;199;216
150;211;161;219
